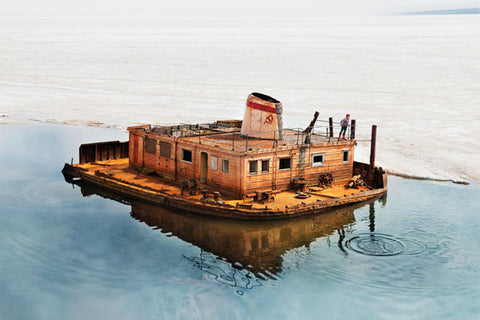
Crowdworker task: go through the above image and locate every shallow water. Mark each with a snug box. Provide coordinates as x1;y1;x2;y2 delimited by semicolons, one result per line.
0;124;479;319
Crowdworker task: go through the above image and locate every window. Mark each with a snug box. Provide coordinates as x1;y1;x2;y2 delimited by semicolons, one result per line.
261;159;269;173
279;158;291;170
222;159;230;173
159;142;171;158
343;150;350;163
312;153;324;167
211;156;218;170
249;160;258;174
182;149;192;163
145;138;156;154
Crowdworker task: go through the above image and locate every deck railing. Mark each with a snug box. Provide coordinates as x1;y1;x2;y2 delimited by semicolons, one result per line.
151;118;363;153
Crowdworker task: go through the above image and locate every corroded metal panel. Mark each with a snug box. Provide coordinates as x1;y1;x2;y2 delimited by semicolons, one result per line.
79;140;128;164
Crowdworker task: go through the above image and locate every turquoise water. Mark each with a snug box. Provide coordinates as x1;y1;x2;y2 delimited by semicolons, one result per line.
0;124;479;319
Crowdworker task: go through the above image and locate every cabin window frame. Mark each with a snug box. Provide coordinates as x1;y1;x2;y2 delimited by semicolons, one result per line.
312;153;325;167
159;141;171;158
342;149;350;163
211;156;218;170
182;148;193;163
279;157;292;170
249;160;258;175
222;158;230;173
145;138;157;155
261;159;270;173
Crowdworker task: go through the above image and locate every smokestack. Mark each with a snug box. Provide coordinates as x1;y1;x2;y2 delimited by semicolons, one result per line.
240;92;284;140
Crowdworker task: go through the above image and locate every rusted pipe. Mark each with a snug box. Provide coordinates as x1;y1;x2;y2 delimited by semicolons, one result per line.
329;117;334;138
370;125;377;172
350;119;356;140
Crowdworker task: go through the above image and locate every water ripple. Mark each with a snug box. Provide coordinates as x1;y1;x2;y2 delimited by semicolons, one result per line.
4;179;80;208
0;228;166;291
184;252;263;295
346;233;403;256
345;233;427;256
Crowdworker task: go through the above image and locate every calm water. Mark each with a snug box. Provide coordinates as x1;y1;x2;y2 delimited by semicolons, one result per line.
0;123;479;319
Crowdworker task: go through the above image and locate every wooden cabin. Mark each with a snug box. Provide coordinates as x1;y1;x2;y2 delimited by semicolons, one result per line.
127;93;356;198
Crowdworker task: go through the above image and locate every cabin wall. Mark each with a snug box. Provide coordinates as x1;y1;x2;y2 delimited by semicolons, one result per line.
129;132;145;167
128;125;151;168
174;140;242;195
142;135;176;178
128;126;355;197
243;143;355;195
129;130;243;196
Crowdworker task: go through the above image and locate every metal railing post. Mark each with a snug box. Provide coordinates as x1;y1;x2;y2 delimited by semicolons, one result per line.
350;119;356;140
329;117;334;138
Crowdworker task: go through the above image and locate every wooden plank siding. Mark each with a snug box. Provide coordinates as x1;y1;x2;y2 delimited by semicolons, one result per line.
174;139;243;195
128;128;244;196
243;143;354;194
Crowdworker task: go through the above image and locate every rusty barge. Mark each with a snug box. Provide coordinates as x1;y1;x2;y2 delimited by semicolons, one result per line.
62;93;387;220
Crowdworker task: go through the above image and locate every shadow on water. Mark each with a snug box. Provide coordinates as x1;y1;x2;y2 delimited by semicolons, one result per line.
75;181;386;280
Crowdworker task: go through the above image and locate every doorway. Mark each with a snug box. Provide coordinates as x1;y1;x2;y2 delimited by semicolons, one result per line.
200;152;208;184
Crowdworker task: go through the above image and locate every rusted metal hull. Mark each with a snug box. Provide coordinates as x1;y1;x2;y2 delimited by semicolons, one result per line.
63;162;387;220
79;140;128;164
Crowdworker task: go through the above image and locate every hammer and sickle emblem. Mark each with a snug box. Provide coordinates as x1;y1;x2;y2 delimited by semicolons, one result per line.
264;114;274;124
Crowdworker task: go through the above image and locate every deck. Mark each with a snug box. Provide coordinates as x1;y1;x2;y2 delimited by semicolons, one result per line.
74;158;378;214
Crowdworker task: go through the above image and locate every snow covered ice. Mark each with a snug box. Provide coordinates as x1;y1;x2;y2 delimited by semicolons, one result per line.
0;15;478;183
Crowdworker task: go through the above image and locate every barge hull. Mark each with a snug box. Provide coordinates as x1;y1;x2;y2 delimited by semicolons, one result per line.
64;163;387;220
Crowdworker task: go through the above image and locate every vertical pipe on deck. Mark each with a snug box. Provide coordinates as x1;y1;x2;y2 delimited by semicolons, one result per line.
370;125;377;172
329;117;334;138
350;119;356;140
276;103;284;140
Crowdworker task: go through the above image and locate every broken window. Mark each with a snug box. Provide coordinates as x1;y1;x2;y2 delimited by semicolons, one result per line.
261;159;269;173
279;158;291;170
159;142;171;158
312;153;324;167
249;160;258;174
145;138;156;154
222;159;230;173
182;149;192;163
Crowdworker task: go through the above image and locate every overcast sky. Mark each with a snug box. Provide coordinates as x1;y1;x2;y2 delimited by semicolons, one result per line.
1;0;478;17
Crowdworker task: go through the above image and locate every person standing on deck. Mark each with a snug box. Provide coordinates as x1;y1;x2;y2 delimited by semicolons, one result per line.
339;114;350;140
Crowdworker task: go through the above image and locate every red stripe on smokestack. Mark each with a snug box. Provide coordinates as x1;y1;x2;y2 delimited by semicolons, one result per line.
246;100;277;114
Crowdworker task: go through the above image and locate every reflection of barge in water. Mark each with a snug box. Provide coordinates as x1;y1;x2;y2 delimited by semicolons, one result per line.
77;182;373;276
63;93;387;220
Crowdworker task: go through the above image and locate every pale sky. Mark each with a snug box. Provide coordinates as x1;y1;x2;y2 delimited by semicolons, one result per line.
1;0;478;17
